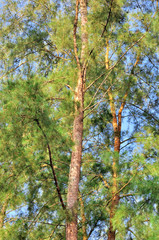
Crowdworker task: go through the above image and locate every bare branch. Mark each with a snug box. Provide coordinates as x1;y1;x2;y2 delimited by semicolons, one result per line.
128;103;159;123
47;97;65;101
65;84;75;93
101;0;114;37
128;228;141;240
85;73;105;92
120;193;138;198
120;137;135;145
99;174;110;188
0;61;27;80
73;0;81;69
34;119;66;210
84;85;111;118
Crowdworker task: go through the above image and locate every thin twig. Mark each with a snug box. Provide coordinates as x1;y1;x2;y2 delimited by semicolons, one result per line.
0;61;26;80
84;85;111;118
128;103;159;123
85;73;105;92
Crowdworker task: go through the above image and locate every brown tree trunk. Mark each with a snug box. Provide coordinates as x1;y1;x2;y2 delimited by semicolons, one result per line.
66;1;87;239
79;192;88;240
108;86;128;239
66;75;84;239
108;89;120;240
108;145;120;240
0;195;9;228
106;37;131;239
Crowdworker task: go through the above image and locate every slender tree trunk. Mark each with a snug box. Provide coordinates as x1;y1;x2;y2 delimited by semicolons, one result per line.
108;87;130;239
108;138;120;240
106;38;130;240
108;89;120;240
66;1;87;239
79;192;88;240
0;195;9;228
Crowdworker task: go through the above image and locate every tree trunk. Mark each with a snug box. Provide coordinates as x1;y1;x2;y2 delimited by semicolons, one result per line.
108;133;120;240
108;91;120;240
66;76;84;239
0;195;9;228
66;1;87;239
79;192;88;240
107;88;128;240
106;36;129;239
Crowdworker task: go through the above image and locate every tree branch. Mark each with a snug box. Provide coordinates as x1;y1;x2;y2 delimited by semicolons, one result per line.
128;103;159;123
99;174;110;188
34;119;66;210
73;0;81;69
106;169;140;206
101;0;114;37
84;73;105;92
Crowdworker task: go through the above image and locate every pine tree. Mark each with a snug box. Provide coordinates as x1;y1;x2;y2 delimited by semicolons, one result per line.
0;0;158;239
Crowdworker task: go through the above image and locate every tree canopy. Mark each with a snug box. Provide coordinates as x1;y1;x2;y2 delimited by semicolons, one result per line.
0;0;159;239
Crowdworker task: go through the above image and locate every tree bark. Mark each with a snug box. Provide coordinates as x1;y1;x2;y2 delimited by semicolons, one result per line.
66;74;84;239
66;1;87;239
108;89;120;240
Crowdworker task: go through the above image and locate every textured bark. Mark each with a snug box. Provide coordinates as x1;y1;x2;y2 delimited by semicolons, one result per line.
66;78;84;239
66;1;87;239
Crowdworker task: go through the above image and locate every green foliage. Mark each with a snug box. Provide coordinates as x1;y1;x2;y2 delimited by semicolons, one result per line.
0;0;158;239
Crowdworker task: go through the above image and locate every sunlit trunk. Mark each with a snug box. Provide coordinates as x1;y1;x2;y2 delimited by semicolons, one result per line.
108;130;120;240
107;91;120;240
66;1;87;239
